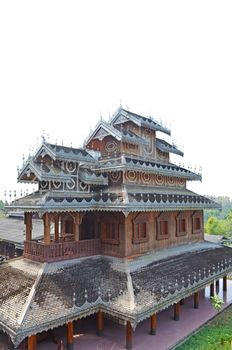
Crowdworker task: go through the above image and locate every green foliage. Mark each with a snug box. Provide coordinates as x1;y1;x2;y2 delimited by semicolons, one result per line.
211;294;224;313
176;305;232;350
205;217;232;235
0;200;4;210
204;197;232;235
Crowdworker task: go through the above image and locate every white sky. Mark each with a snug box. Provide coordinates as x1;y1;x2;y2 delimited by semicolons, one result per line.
1;0;232;202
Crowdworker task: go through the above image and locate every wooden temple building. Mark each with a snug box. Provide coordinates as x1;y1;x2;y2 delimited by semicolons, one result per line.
1;107;232;349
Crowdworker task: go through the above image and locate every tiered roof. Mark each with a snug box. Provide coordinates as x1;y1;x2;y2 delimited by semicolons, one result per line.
11;107;218;212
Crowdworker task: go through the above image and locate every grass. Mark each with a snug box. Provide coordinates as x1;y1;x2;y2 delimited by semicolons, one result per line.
175;306;232;350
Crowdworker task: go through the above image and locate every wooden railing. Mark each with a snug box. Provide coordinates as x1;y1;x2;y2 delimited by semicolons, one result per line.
24;239;101;262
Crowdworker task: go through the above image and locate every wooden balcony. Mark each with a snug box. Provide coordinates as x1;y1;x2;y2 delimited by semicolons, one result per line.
24;239;101;262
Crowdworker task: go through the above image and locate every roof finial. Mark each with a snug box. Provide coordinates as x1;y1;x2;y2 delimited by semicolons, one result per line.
41;130;46;142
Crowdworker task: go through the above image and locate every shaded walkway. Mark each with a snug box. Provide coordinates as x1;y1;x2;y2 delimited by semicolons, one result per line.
0;280;231;350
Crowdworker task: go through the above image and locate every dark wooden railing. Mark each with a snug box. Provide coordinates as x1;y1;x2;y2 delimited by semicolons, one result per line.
24;239;101;262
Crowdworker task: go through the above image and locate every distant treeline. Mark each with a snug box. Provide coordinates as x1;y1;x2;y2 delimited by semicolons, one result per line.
204;196;232;236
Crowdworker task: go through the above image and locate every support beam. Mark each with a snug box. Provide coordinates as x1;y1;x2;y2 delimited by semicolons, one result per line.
216;279;219;288
54;215;59;242
150;314;157;335
126;321;133;350
210;282;215;297
97;311;104;336
28;335;37;350
223;276;227;291
174;302;180;321
67;321;74;350
194;291;199;309
43;213;51;245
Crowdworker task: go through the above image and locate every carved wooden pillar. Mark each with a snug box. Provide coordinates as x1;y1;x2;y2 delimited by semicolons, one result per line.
28;334;37;350
194;291;199;309
67;321;74;350
43;213;51;245
126;321;133;350
54;214;59;242
223;276;227;291
24;212;32;241
96;310;104;336
150;314;157;335
210;282;215;297
174;302;180;321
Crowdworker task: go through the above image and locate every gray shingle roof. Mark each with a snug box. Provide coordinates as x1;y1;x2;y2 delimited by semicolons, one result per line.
1;243;232;346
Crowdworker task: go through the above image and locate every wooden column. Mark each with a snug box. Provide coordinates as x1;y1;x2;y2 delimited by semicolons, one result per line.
194;291;199;309
223;276;227;291
28;334;37;350
174;302;180;321
180;298;185;305
210;282;215;297
97;311;104;336
24;212;32;241
43;213;51;245
216;279;220;288
54;215;59;242
124;213;133;257
150;314;157;335
67;321;74;350
126;321;133;350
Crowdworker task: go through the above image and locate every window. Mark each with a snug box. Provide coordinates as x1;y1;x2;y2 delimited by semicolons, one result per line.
176;212;187;237
132;213;148;244
102;222;119;244
193;218;201;231
192;211;202;234
157;212;170;240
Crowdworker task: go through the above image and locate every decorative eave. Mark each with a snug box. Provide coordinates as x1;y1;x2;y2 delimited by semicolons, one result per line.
18;160;71;183
111;107;171;135
7;190;220;213
156;138;184;157
79;169;108;185
95;156;201;181
84;120;149;147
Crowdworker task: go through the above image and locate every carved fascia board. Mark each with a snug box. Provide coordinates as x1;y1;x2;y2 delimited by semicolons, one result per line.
18;160;41;182
111;108;141;127
34;142;56;162
85;120;122;145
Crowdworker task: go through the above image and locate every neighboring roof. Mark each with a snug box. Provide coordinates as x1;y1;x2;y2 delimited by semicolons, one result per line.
9;188;220;213
0;218;43;246
1;242;232;346
156;138;184;157
18;159;72;183
34;142;95;163
111;107;171;135
79;169;108;185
